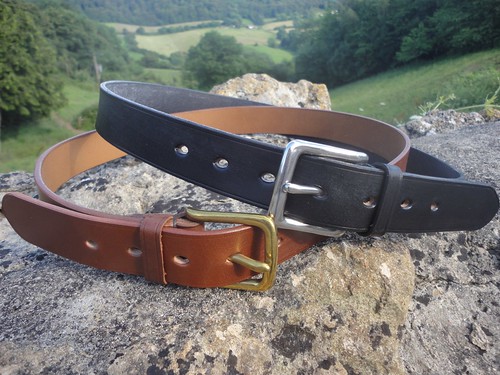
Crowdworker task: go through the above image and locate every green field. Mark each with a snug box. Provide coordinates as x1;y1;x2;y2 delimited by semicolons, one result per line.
144;68;183;85
331;49;500;124
261;20;294;31
56;80;100;122
245;44;293;63
106;20;221;33
1;49;498;172
135;26;292;61
0;80;98;172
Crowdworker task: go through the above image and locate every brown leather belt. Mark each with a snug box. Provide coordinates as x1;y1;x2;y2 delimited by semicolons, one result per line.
2;82;498;291
3;130;324;290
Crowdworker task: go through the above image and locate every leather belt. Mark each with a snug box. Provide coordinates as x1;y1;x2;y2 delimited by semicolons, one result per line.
95;81;498;235
2;131;323;290
2;81;498;291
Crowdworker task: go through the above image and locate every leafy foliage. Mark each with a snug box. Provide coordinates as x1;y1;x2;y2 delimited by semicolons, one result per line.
397;0;500;62
72;104;98;130
292;0;500;86
35;0;134;80
183;31;246;89
62;0;336;26
0;0;65;126
182;31;293;89
1;0;143;127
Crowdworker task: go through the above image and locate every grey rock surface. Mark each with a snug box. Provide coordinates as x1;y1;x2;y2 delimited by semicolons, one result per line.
400;122;499;375
0;75;498;374
0;164;413;375
404;109;487;137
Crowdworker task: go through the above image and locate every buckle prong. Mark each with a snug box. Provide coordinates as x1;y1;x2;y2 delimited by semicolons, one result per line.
228;253;271;273
268;140;369;237
283;182;323;195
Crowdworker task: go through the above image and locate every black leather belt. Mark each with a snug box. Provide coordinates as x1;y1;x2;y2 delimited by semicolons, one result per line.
95;81;498;236
2;81;498;290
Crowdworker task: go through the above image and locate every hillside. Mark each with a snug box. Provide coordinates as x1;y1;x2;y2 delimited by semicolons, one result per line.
62;0;335;25
2;49;497;172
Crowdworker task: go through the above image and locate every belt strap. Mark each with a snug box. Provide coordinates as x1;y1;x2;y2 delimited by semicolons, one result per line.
2;81;498;290
2;131;322;289
95;81;498;234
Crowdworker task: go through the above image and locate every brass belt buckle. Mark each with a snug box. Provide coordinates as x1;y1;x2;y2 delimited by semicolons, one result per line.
183;208;278;292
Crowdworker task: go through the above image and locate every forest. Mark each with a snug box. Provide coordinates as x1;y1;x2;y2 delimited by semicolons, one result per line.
288;0;499;86
2;0;499;128
62;0;335;26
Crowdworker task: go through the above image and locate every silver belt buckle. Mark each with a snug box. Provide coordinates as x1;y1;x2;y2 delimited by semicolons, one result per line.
268;140;369;237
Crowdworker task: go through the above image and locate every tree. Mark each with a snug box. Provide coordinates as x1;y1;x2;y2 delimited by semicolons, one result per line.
37;3;132;80
0;0;65;128
294;0;499;86
183;31;246;89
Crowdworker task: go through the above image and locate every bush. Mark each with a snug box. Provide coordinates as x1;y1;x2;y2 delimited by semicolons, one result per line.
72;105;98;131
442;69;499;109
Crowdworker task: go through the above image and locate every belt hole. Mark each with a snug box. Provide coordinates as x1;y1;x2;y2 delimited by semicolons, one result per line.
362;197;377;209
214;158;229;169
128;247;142;257
175;144;189;155
400;199;413;210
313;186;327;200
174;255;190;265
430;202;439;212
85;240;99;250
261;172;276;183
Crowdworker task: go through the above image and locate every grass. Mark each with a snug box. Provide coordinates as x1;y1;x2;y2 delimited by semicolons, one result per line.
144;68;183;86
244;45;293;63
106;20;221;33
261;20;294;31
1;49;498;172
330;49;500;124
0;80;98;173
136;32;196;55
135;26;290;60
0;118;77;172
57;79;100;122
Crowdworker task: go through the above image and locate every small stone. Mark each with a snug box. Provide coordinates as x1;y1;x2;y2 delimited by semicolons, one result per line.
469;322;492;352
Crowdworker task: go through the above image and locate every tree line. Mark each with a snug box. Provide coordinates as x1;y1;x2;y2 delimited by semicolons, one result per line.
62;0;335;26
0;0;136;127
2;0;499;128
1;0;303;128
180;0;499;90
286;0;499;86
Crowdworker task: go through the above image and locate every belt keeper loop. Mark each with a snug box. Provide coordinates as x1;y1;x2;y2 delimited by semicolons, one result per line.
361;163;403;237
139;214;171;284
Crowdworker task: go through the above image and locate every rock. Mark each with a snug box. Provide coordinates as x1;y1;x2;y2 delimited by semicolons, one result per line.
480;108;500;123
400;121;500;375
0;172;35;203
404;109;486;137
0;164;413;374
210;73;332;110
0;77;498;374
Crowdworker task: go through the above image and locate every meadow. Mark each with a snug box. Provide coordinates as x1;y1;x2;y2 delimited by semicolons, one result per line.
330;49;500;124
134;25;293;62
0;80;99;172
0;16;498;173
